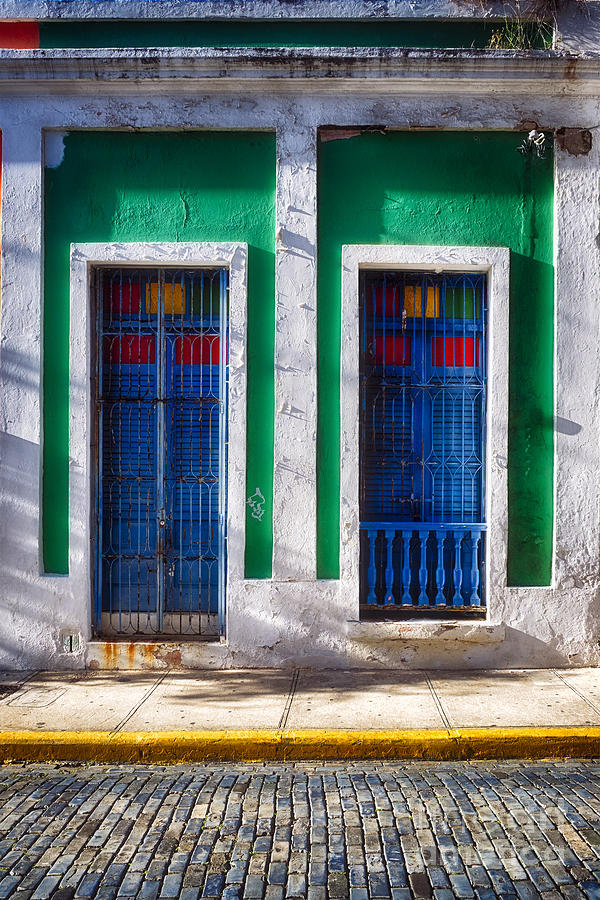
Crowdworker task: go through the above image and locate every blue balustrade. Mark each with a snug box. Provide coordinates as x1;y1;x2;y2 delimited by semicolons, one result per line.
418;529;429;606
401;530;412;606
360;523;486;609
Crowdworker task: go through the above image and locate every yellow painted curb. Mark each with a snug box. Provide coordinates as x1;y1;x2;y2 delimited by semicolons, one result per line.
0;728;599;764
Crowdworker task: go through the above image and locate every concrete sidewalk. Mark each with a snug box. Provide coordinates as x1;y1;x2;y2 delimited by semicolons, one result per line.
0;667;599;762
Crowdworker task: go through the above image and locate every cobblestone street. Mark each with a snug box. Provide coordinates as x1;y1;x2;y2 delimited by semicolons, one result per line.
2;762;600;900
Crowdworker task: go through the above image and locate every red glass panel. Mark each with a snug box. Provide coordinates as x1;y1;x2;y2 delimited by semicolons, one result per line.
175;335;221;365
104;281;141;315
374;336;411;366
372;285;400;317
104;335;155;365
432;336;479;367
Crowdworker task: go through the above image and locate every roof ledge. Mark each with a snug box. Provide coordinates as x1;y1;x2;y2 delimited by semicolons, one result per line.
0;0;551;22
0;47;596;93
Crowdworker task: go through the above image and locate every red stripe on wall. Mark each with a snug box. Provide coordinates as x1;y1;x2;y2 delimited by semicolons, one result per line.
105;335;155;365
374;336;411;366
176;335;220;365
432;336;479;367
0;22;40;49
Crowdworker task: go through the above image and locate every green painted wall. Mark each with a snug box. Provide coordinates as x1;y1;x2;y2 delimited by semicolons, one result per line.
38;19;551;49
317;131;554;586
43;131;276;578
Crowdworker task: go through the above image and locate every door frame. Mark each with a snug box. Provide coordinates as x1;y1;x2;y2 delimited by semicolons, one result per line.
68;242;248;640
339;245;510;621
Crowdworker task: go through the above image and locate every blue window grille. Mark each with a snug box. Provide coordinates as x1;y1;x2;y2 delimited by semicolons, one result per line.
94;267;228;637
359;270;487;613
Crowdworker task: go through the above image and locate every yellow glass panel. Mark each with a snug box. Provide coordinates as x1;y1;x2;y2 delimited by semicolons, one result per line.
403;285;440;318
145;282;186;315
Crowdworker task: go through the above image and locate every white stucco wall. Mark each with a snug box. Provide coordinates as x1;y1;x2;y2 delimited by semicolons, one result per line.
0;1;560;20
0;48;599;670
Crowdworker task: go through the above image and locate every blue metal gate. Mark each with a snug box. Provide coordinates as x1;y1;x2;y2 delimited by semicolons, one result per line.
360;270;487;613
94;267;228;637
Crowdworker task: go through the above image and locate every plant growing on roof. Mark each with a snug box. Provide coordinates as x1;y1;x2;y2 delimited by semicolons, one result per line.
482;0;590;49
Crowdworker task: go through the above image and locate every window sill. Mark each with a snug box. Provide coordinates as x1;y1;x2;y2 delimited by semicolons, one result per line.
347;620;505;644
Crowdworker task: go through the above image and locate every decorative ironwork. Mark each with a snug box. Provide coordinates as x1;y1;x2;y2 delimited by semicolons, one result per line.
94;266;228;637
359;270;487;614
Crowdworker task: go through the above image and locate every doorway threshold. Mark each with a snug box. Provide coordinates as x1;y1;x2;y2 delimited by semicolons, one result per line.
86;638;228;671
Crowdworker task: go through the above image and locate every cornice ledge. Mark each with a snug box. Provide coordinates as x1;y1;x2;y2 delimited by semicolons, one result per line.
0;47;597;89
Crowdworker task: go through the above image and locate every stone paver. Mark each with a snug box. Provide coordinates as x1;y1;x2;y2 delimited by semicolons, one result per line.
1;763;600;898
2;668;600;733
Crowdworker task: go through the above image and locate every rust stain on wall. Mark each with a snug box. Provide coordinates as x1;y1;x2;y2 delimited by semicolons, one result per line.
102;642;118;669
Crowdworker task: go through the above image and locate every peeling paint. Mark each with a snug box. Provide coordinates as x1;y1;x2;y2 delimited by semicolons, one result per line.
556;127;592;156
156;647;182;667
319;128;362;143
1;46;600;674
44;131;65;168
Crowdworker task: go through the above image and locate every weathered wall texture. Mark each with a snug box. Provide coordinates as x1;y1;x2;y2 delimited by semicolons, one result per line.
0;45;599;669
43;131;276;579
317;131;555;587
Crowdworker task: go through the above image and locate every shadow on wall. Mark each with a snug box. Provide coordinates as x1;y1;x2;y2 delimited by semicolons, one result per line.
0;348;584;672
0;429;53;666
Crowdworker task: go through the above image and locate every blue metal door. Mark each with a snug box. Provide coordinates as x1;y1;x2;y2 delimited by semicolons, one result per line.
360;270;487;612
94;267;228;637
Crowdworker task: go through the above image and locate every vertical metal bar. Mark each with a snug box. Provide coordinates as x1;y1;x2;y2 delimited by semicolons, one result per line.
461;277;466;521
440;277;446;521
157;268;166;632
135;277;142;627
178;270;185;626
116;276;124;634
399;278;406;515
374;278;383;515
481;275;487;601
218;267;228;636
481;275;487;524
135;270;142;630
94;268;103;632
417;274;423;519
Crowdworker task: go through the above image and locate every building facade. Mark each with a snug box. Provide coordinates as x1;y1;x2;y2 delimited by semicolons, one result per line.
0;0;599;670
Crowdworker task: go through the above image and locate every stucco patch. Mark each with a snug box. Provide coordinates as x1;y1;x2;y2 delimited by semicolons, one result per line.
43;131;65;168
